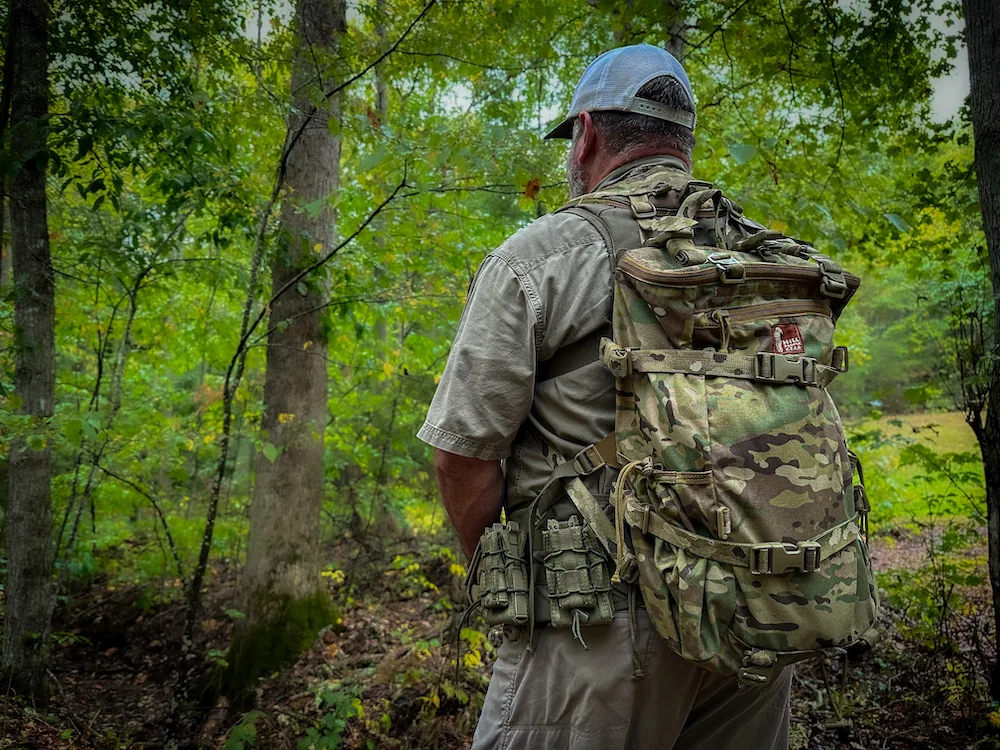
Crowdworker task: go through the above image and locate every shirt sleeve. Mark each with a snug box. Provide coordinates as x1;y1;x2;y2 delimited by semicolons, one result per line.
417;254;538;460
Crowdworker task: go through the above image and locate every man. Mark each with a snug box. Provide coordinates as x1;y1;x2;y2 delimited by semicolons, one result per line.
418;45;792;750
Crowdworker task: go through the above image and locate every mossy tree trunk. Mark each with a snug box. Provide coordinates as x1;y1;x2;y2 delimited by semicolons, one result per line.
962;0;1000;700
1;0;55;700
226;0;345;692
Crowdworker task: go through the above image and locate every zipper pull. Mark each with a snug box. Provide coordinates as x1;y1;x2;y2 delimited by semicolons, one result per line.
711;309;732;351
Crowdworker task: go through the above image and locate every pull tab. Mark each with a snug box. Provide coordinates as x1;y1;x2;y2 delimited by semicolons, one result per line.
732;229;784;256
571;609;590;650
710;309;732;352
738;648;778;687
678;188;722;220
716;506;732;540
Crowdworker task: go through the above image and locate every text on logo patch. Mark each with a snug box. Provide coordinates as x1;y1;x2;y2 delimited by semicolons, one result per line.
772;324;805;355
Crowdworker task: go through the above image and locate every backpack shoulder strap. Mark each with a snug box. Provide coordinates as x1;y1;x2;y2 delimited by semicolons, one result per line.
558;202;643;267
560;204;618;259
536;205;623;383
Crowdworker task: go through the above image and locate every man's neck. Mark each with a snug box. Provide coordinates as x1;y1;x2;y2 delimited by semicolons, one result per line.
587;148;691;193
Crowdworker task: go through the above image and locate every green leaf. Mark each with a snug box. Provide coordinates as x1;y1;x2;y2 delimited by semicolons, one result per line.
64;417;83;446
75;134;93;162
885;213;912;233
262;442;278;463
728;143;757;164
301;198;326;219
359;148;388;173
83;413;101;441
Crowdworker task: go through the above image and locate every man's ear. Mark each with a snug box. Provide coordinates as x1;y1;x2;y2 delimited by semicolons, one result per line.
573;111;597;164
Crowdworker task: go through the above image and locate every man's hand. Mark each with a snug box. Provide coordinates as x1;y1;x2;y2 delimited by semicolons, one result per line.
433;449;505;559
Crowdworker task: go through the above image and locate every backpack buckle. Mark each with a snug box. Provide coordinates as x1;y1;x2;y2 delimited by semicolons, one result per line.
710;254;746;284
628;194;657;219
749;541;821;575
755;352;814;385
571;443;605;475
816;257;848;299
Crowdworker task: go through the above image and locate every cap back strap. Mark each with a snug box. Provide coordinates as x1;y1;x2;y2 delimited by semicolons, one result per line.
628;97;696;129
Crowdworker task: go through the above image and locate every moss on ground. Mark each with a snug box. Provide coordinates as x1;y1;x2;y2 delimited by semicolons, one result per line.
208;591;337;703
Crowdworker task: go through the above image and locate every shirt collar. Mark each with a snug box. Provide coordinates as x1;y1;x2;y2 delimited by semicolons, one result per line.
594;155;690;192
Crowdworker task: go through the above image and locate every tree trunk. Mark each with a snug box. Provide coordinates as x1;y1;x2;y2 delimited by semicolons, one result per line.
1;199;11;287
1;0;54;700
225;0;345;693
375;0;389;123
961;0;1000;700
665;0;686;59
1;10;15;289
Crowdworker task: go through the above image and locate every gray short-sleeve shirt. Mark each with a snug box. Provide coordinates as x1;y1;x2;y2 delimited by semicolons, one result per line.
418;156;689;511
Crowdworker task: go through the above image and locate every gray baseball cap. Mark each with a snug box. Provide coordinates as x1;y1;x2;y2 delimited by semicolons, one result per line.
544;44;696;140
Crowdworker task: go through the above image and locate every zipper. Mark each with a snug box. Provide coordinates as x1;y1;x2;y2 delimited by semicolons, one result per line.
620;255;861;290
698;299;833;327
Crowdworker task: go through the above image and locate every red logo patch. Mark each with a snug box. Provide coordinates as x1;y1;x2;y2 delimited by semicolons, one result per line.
772;324;805;355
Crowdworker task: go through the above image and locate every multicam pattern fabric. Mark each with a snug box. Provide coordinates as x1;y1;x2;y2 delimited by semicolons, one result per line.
578;167;880;681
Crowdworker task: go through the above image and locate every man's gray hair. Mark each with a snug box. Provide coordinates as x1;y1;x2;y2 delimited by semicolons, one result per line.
574;75;696;158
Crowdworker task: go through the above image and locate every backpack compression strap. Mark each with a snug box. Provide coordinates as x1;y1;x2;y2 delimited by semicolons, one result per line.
601;340;849;389
620;494;862;574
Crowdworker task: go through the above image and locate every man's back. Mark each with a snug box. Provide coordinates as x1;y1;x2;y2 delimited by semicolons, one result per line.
420;157;695;519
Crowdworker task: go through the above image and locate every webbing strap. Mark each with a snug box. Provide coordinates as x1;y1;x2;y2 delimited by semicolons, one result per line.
534;204;622;383
600;339;842;389
536;327;608;382
563;477;617;556
560;205;617;258
622;497;861;573
532;434;621;557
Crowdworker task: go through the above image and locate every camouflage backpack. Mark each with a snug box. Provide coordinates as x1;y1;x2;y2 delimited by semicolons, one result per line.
556;164;880;686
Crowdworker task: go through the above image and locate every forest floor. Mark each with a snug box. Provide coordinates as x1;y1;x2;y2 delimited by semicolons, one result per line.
2;527;998;750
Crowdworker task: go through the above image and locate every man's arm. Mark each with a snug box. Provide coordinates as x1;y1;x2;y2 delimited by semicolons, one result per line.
434;448;505;559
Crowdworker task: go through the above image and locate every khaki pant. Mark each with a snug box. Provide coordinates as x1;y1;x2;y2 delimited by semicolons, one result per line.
472;610;791;750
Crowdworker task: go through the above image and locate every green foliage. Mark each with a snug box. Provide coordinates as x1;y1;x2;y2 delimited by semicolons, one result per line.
879;522;985;647
0;0;972;603
847;412;983;525
223;711;266;750
299;687;363;750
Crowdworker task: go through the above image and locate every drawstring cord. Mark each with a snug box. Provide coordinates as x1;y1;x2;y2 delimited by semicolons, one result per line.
611;459;648;584
611;459;648;679
571;609;589;650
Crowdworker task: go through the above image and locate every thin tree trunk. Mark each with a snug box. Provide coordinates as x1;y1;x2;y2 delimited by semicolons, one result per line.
1;0;54;700
611;0;635;45
226;0;346;691
665;0;686;59
962;0;1000;700
375;0;389;123
0;11;16;290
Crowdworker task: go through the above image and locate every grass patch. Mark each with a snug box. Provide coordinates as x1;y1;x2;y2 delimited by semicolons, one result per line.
863;411;978;451
848;411;984;528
